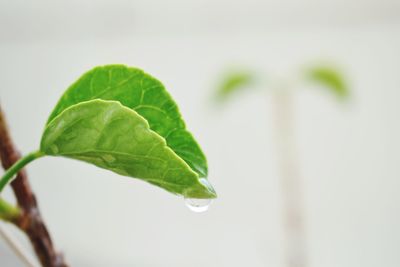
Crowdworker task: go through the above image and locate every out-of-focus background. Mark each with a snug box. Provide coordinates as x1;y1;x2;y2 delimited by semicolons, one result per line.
0;1;399;266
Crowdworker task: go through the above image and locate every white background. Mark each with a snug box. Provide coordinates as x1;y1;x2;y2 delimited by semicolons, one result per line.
0;1;399;267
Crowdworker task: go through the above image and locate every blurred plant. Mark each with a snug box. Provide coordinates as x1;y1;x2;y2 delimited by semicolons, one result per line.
215;62;348;267
216;70;256;101
0;65;216;267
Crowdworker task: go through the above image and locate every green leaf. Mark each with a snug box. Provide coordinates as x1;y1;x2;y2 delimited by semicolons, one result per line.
0;198;20;221
46;65;207;178
41;99;216;199
216;70;255;101
307;66;349;99
40;65;215;199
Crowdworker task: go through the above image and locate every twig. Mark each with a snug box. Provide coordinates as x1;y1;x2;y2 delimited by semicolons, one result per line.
0;222;39;267
0;105;68;267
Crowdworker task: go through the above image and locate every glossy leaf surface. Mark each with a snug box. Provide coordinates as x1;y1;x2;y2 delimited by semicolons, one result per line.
46;65;207;178
41;99;216;199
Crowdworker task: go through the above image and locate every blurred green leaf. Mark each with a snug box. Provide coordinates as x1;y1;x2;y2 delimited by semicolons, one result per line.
307;65;349;99
216;70;255;101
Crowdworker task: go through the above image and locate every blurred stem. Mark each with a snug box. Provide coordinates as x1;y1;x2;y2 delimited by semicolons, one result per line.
271;90;307;267
0;223;39;267
0;150;44;193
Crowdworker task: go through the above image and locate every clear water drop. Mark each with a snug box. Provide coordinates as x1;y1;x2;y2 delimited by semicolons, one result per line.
184;198;213;213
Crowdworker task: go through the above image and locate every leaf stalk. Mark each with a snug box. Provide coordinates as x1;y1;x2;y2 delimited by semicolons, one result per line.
0;150;44;193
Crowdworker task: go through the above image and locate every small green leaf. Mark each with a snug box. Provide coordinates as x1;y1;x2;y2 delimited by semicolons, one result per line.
216;70;255;101
41;99;215;199
307;66;349;99
47;65;207;178
0;198;20;221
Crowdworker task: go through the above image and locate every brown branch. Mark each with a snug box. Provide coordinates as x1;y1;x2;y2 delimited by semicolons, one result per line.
0;105;68;267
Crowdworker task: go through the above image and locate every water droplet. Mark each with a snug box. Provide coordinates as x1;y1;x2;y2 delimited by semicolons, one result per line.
184;198;213;213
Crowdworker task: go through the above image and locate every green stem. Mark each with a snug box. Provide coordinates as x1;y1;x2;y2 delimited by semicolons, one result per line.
0;198;20;221
0;150;44;193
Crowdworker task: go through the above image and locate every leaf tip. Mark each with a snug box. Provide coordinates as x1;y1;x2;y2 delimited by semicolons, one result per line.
184;178;217;199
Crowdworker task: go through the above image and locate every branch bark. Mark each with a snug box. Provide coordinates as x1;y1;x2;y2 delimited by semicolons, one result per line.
0;105;68;267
